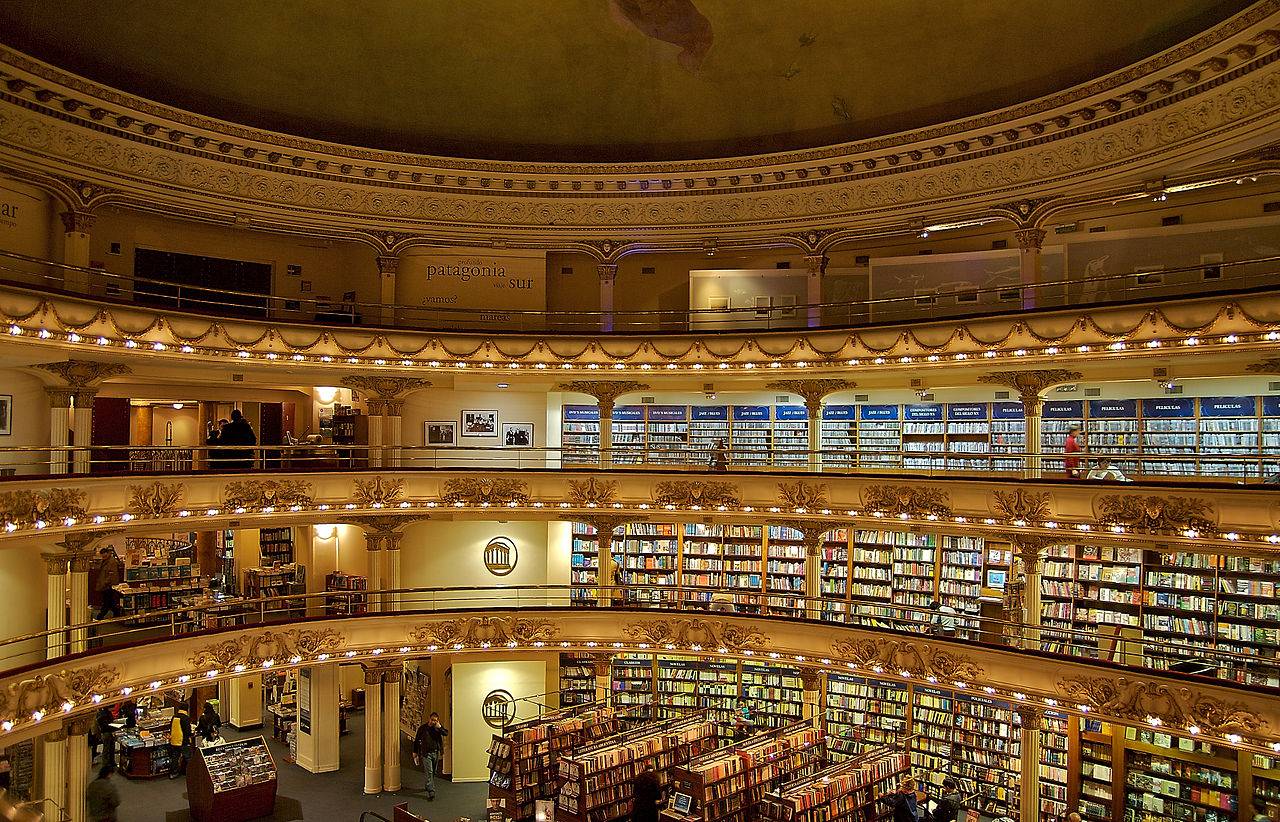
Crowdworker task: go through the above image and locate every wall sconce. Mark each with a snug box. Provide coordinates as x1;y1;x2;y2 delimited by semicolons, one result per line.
313;524;338;540
316;386;339;404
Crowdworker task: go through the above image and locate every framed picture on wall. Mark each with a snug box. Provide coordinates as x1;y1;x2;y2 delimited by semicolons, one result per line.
502;423;533;448
461;410;498;437
425;421;456;446
0;393;10;435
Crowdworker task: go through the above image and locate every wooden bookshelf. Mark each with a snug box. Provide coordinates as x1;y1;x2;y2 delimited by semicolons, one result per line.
756;748;910;822
324;571;367;615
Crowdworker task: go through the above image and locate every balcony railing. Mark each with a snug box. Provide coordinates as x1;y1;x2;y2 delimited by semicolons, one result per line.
2;584;1271;692
3;248;1279;334
1;443;1277;483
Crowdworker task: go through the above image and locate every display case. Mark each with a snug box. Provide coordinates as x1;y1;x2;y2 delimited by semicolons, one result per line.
187;736;278;822
114;715;172;779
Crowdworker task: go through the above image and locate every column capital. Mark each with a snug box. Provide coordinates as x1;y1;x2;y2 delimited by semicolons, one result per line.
45;726;68;743
765;379;854;414
589;653;614;678
34;360;131;392
339;376;432;414
554;380;651;409
773;519;843;557
44;386;73;408
977;370;1083;415
66;716;92;736
362;662;401;684
42;554;69;575
803;254;827;277
1014;227;1047;251
376;255;400;276
344;513;424;538
799;671;822;691
1015;704;1047;730
73;387;99;406
563;514;632;537
366;398;387;416
69;554;95;573
59;210;96;234
384;398;405;417
596;264;618;282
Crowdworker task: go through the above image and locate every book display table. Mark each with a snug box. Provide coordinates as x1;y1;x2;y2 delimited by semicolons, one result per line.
187;736;277;822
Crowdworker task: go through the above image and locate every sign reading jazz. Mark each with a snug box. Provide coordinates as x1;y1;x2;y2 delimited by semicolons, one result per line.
398;248;546;327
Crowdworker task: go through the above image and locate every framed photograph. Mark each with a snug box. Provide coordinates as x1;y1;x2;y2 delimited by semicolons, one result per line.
0;394;10;436
754;295;772;317
300;280;312;293
502;423;533;448
707;296;730;311
425;421;456;446
776;294;797;318
461;410;498;437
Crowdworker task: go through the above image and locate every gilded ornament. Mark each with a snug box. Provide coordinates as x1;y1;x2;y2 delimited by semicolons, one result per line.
622;618;769;654
33;360;131;389
553;381;651;408
777;481;828;509
764;379;856;409
127;482;184;518
187;628;346;670
338;375;432;401
1245;358;1280;374
223;478;314;510
830;637;984;681
861;485;951;518
1057;676;1266;736
439;476;529;506
352;476;406;507
0;664;119;724
0;487;87;526
408;616;559;648
567;477;619;507
653;480;742;508
992;488;1052;522
1096;494;1216;534
977;370;1083;412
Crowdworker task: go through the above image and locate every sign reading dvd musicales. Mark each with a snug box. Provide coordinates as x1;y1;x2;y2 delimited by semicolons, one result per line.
397;248;546;327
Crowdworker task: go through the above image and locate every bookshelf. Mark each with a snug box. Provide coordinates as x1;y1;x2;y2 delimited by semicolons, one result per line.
258;526;295;565
559;653;597;707
954;692;1020;817
1078;718;1116;822
562;405;601;465
486;704;619;822
846;532;895;623
1198;396;1259;478
945;402;992;472
990;401;1026;473
764;526;807;617
856;405;902;469
730;406;773;467
689;406;731;467
612;406;647;465
666;722;825;822
909;684;953;790
1121;726;1240;822
611;654;656;722
658;656;702;719
819;406;857;469
1041;399;1084;476
556;715;721;822
242;564;306;615
772;406;809;468
823;674;907;760
118;553;206;623
939;535;982;636
621;523;680;604
323;572;367;616
570;521;601;605
818;528;850;622
901;403;945;472
188;737;278;822
740;665;803;729
1087;399;1141;475
756;749;910;822
647;406;690;466
1040;710;1070;820
1140;397;1199;476
888;531;939;628
681;523;765;610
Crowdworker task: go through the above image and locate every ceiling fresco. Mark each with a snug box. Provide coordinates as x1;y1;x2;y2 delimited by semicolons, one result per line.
0;0;1256;161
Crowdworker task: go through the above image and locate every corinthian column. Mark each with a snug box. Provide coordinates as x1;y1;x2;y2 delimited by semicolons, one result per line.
804;253;827;328
1016;705;1045;822
978;370;1082;479
339;377;432;469
60;210;95;293
376;255;399;326
554;382;650;469
1015;227;1047;310
44;555;68;659
766;380;855;472
363;666;384;794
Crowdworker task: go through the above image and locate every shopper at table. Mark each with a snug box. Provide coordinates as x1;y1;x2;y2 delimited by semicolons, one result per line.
86;762;120;822
197;702;222;745
933;778;965;822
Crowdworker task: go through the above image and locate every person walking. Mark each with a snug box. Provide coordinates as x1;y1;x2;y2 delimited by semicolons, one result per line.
631;761;664;822
93;547;124;620
412;712;448;801
92;706;116;764
169;706;193;779
86;762;121;822
928;599;958;638
1063;424;1086;478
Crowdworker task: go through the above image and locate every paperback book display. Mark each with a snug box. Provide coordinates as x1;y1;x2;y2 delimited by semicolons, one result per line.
187;737;277;822
755;749;911;822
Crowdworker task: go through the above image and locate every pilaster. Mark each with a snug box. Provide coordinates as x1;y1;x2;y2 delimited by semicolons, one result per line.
803;254;826;328
382;666;402;792
363;666;384;794
376;255;399;326
597;264;617;333
41;726;68;820
1014;226;1047;311
1016;705;1046;822
66;717;91;822
44;556;68;659
68;554;91;654
59;210;95;293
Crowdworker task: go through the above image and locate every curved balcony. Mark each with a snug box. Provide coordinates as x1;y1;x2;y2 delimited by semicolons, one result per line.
2;589;1278;755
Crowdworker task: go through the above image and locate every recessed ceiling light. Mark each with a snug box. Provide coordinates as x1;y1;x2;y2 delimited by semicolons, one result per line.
497;383;509;388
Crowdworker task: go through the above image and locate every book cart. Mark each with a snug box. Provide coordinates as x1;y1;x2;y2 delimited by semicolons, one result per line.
755;748;911;822
486;703;620;822
661;720;826;822
186;736;278;822
556;715;723;822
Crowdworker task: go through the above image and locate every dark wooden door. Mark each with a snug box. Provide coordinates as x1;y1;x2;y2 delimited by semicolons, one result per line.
91;396;130;473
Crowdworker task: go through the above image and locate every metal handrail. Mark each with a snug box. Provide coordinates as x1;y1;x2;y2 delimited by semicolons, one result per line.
1;442;1277;483
2;247;1278;334
2;584;1273;691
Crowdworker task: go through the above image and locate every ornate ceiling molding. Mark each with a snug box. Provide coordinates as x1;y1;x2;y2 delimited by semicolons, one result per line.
439;476;530;506
991;489;1053;524
408;616;559;649
31;359;130;388
187;629;346;670
622;618;769;654
566;477;619;507
222;479;314;511
861;485;952;519
1095;493;1218;535
0;664;118;722
351;476;406;508
764;379;856;411
777;481;828;510
1057;675;1266;736
0;8;1278;240
830;637;985;682
654;480;742;509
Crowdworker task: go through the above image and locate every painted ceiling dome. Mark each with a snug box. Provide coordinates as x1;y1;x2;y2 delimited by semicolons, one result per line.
0;0;1255;162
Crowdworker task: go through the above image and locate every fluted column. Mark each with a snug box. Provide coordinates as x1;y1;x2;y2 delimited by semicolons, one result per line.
383;533;402;612
804;254;826;328
597;264;617;333
1015;227;1047;310
1013;539;1049;651
578;516;627;608
60;210;95;294
590;653;613;706
69;554;91;653
1016;706;1045;822
385;398;405;469
366;399;385;469
363;666;384;794
66;717;91;822
365;533;384;614
41;726;68;819
382;667;402;792
72;388;97;474
803;535;823;621
376;255;399;326
46;387;73;475
45;556;68;659
800;671;824;730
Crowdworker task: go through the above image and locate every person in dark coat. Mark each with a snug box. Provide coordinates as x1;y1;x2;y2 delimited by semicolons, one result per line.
412;712;448;800
86;762;121;822
93;547;124;620
222;409;257;469
882;777;920;822
196;703;222;744
934;778;964;822
632;761;664;822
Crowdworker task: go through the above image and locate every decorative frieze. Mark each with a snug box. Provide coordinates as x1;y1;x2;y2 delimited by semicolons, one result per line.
352;476;405;507
0;664;119;724
623;618;769;654
567;477;619;507
653;480;741;508
127;482;184;518
0;488;87;527
1057;675;1266;736
223;479;314;510
861;485;951;518
408;616;559;648
439;476;529;506
777;481;828;510
1096;494;1217;535
187;628;346;670
830;637;984;681
992;488;1052;523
